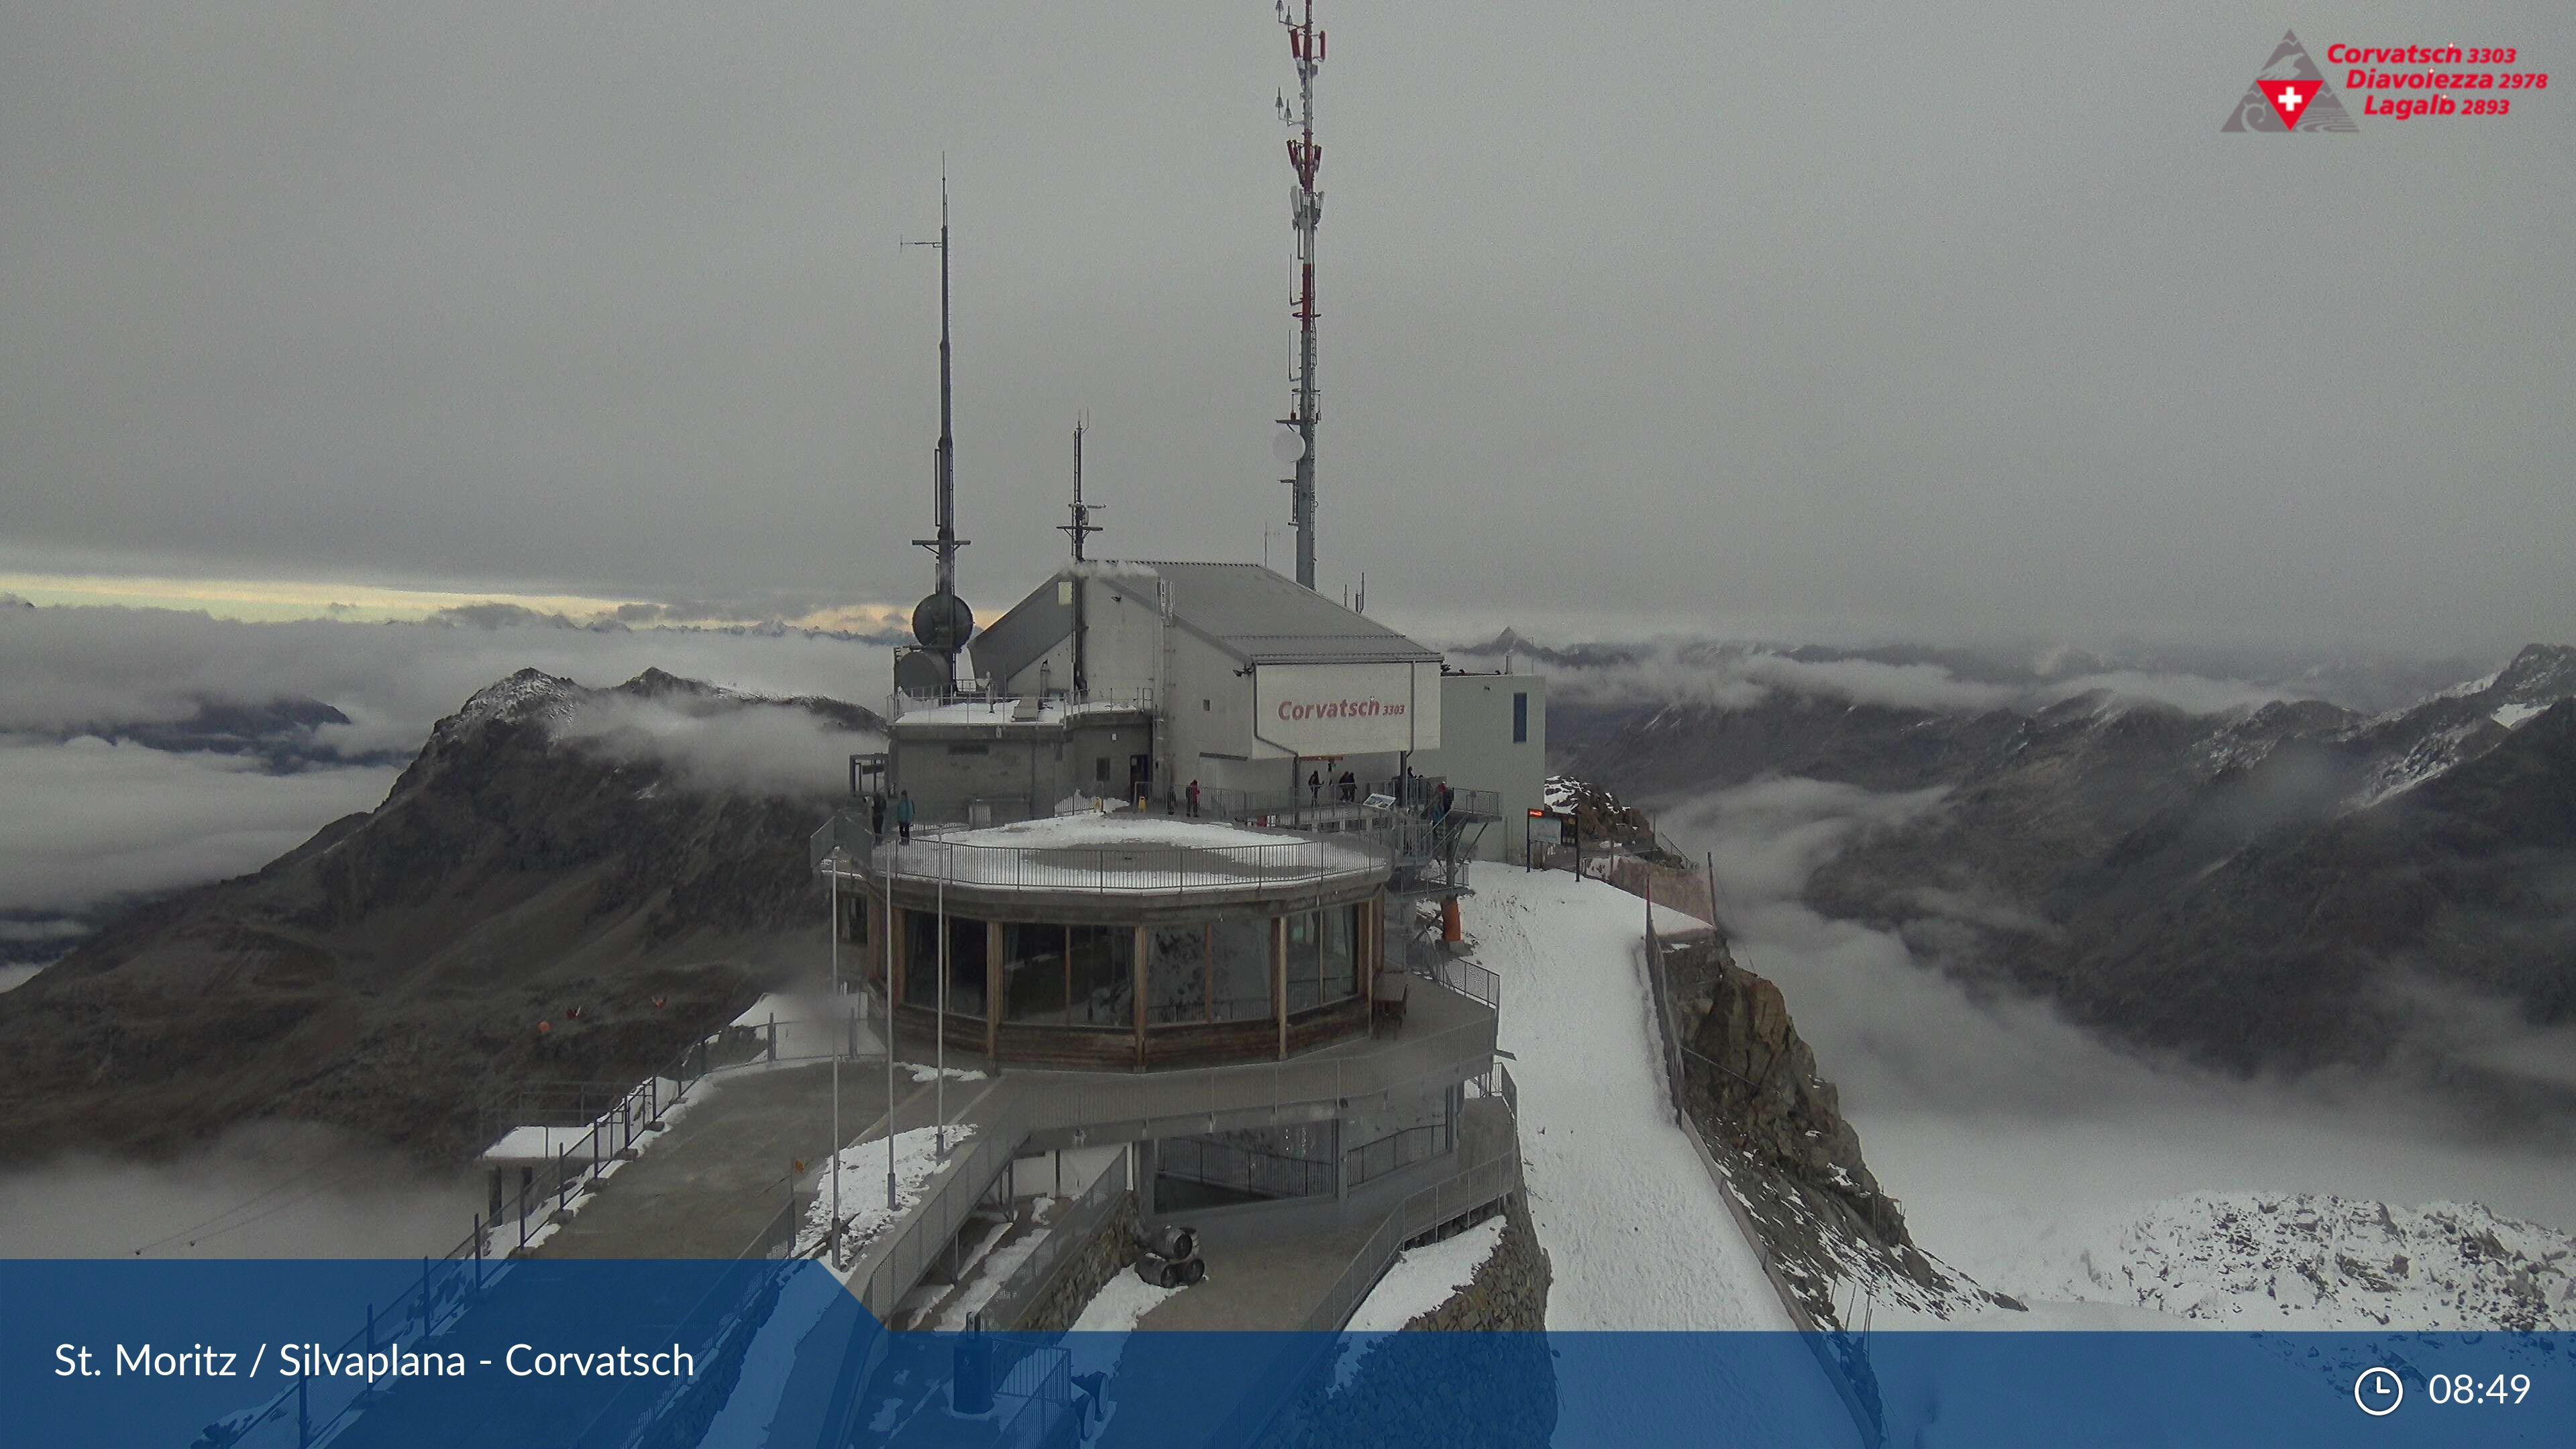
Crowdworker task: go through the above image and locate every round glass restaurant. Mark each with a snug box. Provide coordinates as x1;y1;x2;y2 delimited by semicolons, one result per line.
826;814;1392;1070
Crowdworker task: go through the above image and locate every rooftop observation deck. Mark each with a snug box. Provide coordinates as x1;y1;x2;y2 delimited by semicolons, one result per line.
814;810;1389;918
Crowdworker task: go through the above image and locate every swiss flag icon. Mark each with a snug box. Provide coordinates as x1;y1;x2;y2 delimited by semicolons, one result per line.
2264;79;2322;129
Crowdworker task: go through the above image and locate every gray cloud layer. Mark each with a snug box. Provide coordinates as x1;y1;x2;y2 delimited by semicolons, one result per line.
0;604;882;751
0;606;885;924
1656;777;2576;1254
2;4;2571;653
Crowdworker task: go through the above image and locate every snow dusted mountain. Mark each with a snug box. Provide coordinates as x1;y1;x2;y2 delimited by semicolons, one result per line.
0;668;882;1163
1998;1191;2575;1332
1769;646;2576;1082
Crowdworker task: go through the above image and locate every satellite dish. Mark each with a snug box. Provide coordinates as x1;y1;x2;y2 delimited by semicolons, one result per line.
910;592;976;653
893;649;949;694
1271;427;1307;465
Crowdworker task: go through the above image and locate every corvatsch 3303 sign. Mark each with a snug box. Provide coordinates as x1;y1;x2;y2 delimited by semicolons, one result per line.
1251;661;1442;757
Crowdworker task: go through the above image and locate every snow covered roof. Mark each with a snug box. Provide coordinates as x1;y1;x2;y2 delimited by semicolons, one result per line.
857;810;1387;896
888;696;1148;731
970;560;1438;684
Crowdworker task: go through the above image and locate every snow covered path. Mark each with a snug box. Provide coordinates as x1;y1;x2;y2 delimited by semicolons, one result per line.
1464;869;1793;1332
1464;871;1862;1449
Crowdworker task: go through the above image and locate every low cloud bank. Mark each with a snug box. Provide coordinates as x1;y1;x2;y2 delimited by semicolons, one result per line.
0;603;881;753
0;1122;480;1258
1655;777;2576;1279
0;739;398;912
1518;641;2302;719
0;605;889;918
554;695;885;800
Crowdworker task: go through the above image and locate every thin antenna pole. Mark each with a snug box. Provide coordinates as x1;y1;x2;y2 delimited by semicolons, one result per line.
1278;0;1326;591
906;164;967;689
885;873;896;1210
828;857;842;1266
934;869;947;1159
1059;416;1099;694
1059;415;1102;564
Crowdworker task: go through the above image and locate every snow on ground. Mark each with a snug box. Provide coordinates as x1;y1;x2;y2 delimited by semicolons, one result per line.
916;1219;1049;1331
906;1065;987;1085
1327;1217;1507;1391
1996;1191;2575;1331
800;1125;976;1262
1462;870;1788;1332
2493;700;2548;729
1346;1216;1506;1333
1462;869;1861;1449
1068;1269;1183;1338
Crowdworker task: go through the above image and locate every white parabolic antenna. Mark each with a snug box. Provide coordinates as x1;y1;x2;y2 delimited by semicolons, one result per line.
1271;427;1307;464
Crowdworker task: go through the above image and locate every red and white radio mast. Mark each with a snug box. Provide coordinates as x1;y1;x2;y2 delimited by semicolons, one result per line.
1276;0;1326;591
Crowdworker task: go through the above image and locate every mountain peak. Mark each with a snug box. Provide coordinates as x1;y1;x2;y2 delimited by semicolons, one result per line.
447;668;580;732
616;667;724;700
2491;643;2576;702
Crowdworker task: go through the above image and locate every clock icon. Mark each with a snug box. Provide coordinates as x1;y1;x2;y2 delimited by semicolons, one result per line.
2355;1366;2405;1417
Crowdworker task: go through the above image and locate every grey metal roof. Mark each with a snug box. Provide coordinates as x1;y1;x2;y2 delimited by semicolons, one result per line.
967;561;1438;684
1134;561;1439;665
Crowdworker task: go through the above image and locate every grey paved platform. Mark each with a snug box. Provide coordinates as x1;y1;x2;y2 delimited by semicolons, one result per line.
535;1062;906;1259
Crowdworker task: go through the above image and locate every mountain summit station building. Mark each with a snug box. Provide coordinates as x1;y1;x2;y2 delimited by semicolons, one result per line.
806;560;1541;1318
872;560;1544;847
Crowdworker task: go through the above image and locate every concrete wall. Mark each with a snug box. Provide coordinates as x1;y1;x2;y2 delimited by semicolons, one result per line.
1411;672;1548;861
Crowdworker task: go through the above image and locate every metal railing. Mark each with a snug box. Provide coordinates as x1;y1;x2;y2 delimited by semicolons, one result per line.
1411;953;1501;1011
980;1153;1134;1331
1301;1061;1522;1334
1212;784;1501;823
888;684;1157;722
847;1014;1499;1321
853;1120;1014;1320
1158;1134;1334;1200
477;1011;879;1257
835;832;1389;894
1342;1120;1453;1190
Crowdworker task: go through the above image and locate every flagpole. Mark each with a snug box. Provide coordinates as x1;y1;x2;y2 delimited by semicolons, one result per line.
828;853;842;1267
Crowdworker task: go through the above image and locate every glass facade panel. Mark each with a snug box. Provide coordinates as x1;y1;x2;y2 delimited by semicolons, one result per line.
947;915;987;1020
1003;922;1069;1024
1285;912;1322;1012
1322;904;1359;1004
903;910;940;1009
1068;925;1133;1027
1210;918;1271;1022
1146;926;1208;1025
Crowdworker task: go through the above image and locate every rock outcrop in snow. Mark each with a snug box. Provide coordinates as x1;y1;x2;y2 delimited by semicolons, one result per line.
1658;930;2006;1328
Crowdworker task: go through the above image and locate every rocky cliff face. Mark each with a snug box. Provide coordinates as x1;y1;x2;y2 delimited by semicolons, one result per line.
1660;932;2008;1328
0;668;880;1165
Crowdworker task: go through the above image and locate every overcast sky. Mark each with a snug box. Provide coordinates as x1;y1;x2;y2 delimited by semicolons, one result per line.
3;3;2571;655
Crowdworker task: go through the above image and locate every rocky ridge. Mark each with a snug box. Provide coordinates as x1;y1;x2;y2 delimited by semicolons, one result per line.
0;668;881;1164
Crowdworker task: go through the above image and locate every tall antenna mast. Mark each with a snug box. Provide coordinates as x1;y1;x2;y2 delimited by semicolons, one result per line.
1276;0;1325;591
1059;416;1103;563
1059;417;1105;695
905;164;971;690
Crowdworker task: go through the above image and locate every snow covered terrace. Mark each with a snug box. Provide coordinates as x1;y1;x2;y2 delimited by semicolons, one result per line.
829;812;1389;915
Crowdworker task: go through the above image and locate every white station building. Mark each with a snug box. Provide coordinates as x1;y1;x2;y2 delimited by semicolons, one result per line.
880;560;1544;857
